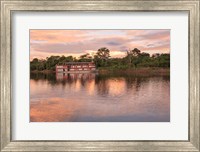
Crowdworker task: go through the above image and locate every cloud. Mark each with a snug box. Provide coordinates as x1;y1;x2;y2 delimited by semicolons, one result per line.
30;30;170;59
30;30;88;43
127;30;170;42
107;41;121;46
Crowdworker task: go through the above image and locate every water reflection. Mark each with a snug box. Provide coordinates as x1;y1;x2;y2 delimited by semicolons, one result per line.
30;72;170;122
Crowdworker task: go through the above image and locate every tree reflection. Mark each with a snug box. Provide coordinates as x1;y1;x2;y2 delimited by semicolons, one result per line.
30;72;168;96
95;75;109;96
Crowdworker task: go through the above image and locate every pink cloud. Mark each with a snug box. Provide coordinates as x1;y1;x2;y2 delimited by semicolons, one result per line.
30;30;170;60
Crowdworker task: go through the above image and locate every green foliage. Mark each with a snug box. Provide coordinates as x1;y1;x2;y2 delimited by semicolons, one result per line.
30;47;170;71
94;47;111;67
30;55;75;71
79;53;93;62
123;48;170;68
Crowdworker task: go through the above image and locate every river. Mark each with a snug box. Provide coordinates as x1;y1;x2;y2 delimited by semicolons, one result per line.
30;72;170;122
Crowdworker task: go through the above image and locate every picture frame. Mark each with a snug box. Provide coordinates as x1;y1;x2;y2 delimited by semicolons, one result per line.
0;0;199;151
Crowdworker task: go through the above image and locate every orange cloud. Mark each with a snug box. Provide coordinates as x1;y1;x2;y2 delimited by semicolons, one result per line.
30;30;170;60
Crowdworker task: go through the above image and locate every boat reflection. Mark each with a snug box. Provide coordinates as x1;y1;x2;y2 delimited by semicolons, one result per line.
56;72;97;81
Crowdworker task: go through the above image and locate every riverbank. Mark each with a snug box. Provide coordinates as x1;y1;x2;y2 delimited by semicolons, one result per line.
31;67;170;76
98;67;170;76
31;70;56;74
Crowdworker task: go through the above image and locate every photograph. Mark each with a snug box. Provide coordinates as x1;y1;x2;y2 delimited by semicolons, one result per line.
30;29;170;122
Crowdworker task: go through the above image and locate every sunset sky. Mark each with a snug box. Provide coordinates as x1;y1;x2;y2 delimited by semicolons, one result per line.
30;30;170;60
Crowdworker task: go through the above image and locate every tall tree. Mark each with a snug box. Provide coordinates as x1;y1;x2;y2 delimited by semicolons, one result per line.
132;48;141;56
96;47;110;66
126;48;141;67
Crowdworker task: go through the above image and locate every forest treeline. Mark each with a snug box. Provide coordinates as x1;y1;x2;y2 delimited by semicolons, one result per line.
30;47;170;71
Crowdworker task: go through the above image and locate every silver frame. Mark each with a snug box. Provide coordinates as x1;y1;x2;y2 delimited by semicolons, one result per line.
1;0;199;151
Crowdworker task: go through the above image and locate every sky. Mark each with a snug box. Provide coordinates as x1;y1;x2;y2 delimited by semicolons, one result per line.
30;30;170;60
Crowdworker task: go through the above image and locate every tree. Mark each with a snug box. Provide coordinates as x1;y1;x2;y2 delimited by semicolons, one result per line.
139;52;150;57
126;49;133;67
32;58;39;63
157;53;170;67
65;56;74;62
46;56;60;70
125;48;141;68
30;58;39;71
132;48;141;56
152;53;160;58
79;53;92;62
30;58;46;71
96;47;110;66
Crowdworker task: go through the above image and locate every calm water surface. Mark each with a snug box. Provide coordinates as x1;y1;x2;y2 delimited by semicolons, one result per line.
30;72;170;122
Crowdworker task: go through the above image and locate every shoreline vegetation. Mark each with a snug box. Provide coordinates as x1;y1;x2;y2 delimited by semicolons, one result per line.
30;47;170;76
